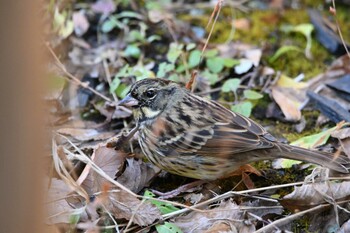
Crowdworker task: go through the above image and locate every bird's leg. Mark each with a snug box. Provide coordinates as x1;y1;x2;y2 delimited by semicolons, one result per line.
151;180;207;199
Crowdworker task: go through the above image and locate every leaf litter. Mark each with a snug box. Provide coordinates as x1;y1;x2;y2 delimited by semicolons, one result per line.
44;0;350;232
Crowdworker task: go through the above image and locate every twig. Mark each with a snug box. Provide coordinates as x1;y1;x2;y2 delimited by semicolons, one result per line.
124;199;147;233
330;1;350;59
201;0;223;63
101;203;120;233
56;132;137;197
164;0;249;13
253;201;349;233
45;43;113;103
103;59;118;102
185;70;198;91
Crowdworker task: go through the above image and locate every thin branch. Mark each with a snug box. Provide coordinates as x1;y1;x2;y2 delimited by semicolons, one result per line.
103;59;118;102
200;0;223;64
46;43;113;103
330;1;350;59
254;200;349;233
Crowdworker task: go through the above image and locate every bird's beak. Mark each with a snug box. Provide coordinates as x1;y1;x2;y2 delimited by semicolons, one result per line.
118;94;139;107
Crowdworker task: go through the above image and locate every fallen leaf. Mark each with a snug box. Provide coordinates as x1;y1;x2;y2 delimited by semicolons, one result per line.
203;222;235;233
271;86;303;121
291;122;345;149
73;11;89;36
156;222;183;233
174;200;255;233
117;158;160;193
46;178;86;224
234;59;253;74
80;146;126;194
91;0;116;16
272;158;301;169
331;127;350;157
277;75;308;89
244;48;262;67
231;101;253;117
57;128;115;142
144;190;180;214
281;181;350;211
104;189;162;226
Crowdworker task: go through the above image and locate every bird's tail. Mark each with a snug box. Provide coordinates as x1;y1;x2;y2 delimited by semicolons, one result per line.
275;143;349;173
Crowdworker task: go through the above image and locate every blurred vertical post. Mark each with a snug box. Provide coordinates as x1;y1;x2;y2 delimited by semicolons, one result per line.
0;1;46;233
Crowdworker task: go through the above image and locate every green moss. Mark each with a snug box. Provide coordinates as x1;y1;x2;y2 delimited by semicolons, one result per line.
292;217;312;233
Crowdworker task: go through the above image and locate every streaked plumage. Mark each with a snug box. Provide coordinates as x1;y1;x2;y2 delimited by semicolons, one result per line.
119;78;349;180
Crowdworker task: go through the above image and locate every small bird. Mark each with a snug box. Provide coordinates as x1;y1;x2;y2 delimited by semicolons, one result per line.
118;78;348;180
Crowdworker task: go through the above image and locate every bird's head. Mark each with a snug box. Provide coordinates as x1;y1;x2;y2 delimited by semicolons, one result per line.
118;78;182;122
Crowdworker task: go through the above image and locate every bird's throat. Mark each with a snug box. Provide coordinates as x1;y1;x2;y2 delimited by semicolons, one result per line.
136;107;162;123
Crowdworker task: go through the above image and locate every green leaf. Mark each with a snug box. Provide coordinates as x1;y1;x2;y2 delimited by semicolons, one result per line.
201;69;219;85
110;76;121;93
53;9;74;38
168;73;180;82
292;24;314;59
144;190;180;214
167;43;183;63
124;44;141;58
156;222;183;233
223;58;240;68
126;30;145;42
157;62;175;78
147;35;161;43
114;65;130;78
48;74;66;93
269;45;303;63
69;214;80;225
281;23;314;59
186;43;196;51
115;84;130;98
175;64;186;73
203;49;218;58
101;20;116;32
231;101;253;117
290;126;339;149
133;67;155;80
243;90;263;100
221;78;240;93
101;17;124;32
188;50;201;68
206;57;225;73
115;11;144;20
274;158;302;169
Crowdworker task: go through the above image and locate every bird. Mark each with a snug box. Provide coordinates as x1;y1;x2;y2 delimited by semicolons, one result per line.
118;78;349;180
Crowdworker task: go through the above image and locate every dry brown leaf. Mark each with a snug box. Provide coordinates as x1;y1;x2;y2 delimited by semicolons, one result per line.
174;199;255;233
271;86;304;121
46;178;86;224
80;146;126;194
104;189;162;226
117;158;160;193
331;128;350;157
281;181;350;211
57;128;115;141
233;18;251;31
203;221;237;233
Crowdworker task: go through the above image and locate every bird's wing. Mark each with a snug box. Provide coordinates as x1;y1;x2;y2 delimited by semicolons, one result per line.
156;94;276;158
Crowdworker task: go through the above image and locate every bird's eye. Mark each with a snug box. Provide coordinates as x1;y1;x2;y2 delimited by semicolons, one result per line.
145;89;156;98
